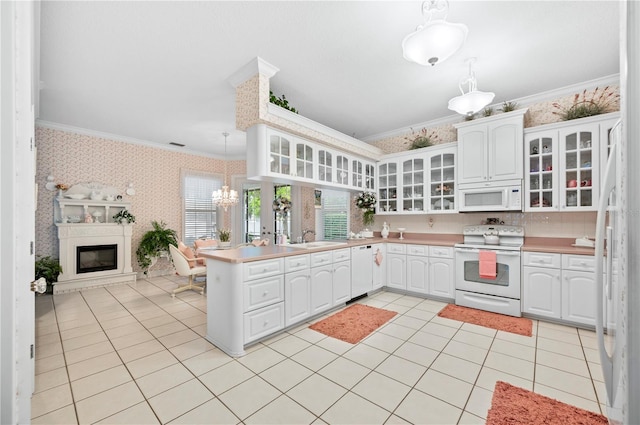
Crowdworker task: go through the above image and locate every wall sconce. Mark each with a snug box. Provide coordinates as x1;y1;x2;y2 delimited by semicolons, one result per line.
45;176;57;191
126;182;135;196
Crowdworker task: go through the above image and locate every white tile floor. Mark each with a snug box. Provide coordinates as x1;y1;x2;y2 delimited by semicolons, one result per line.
33;275;606;424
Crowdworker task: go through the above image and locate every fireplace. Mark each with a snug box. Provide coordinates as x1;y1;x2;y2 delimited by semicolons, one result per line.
77;244;117;274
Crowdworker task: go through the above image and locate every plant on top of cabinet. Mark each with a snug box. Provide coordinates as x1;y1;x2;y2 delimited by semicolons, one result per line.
405;127;437;150
499;101;518;113
136;221;178;274
269;91;298;114
552;86;619;121
482;106;494;117
355;191;377;227
113;209;136;224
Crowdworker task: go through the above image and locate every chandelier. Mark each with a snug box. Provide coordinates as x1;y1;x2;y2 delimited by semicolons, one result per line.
447;58;495;116
212;132;239;211
402;0;468;67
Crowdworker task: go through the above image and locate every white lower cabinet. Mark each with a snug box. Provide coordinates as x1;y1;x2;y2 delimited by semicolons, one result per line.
285;269;311;326
429;257;455;299
244;302;285;344
310;264;333;315
522;251;595;326
333;260;351;305
522;266;561;319
407;255;429;294
387;253;407;290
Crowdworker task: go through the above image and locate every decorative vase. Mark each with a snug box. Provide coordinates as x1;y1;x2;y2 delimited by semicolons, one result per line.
381;222;390;239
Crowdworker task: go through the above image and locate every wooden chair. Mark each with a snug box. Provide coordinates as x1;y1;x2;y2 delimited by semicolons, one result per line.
168;244;206;297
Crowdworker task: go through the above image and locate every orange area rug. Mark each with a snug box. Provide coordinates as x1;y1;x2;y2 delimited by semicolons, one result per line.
486;381;608;425
438;304;533;337
309;304;397;344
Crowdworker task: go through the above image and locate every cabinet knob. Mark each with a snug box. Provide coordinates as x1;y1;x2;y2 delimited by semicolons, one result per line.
262;291;269;296
263;320;269;326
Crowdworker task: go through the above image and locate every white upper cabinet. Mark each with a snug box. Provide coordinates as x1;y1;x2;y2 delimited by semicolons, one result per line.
246;124;374;190
523;112;619;212
426;143;457;213
455;109;526;186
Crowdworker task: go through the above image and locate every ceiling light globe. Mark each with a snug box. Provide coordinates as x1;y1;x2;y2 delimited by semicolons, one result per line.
448;90;495;116
402;20;468;66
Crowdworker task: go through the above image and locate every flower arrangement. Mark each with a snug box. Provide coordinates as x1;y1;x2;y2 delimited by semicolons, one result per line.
112;209;136;224
218;228;231;242
499;101;518;113
553;86;619;121
405;127;438;150
272;196;291;216
355;191;377;227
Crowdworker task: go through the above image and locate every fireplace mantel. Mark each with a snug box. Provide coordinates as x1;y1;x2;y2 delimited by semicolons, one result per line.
54;223;136;294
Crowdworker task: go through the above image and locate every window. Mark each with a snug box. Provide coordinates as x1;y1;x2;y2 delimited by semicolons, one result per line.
321;189;349;240
182;171;221;246
274;185;291;237
244;186;261;242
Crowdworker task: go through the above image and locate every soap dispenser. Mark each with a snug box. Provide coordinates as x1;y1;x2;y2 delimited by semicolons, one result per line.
381;222;390;239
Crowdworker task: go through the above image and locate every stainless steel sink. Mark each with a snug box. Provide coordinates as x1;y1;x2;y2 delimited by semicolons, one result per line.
286;241;348;249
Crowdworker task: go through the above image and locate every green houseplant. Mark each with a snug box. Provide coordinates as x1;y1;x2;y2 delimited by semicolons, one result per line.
552;86;619;121
269;91;298;114
499;101;518;113
405;127;436;150
112;209;136;224
35;256;62;294
136;221;178;274
218;228;231;247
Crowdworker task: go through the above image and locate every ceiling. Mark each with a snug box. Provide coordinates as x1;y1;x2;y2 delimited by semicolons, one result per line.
37;1;620;158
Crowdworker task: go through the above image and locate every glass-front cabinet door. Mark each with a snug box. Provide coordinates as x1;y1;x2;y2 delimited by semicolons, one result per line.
335;154;349;185
560;124;598;210
352;159;364;188
525;134;557;211
317;149;333;183
269;133;291;176
402;158;424;212
295;142;314;179
378;161;398;213
365;163;375;190
428;148;456;213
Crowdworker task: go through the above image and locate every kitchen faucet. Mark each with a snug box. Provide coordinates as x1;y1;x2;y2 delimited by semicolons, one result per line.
302;229;315;242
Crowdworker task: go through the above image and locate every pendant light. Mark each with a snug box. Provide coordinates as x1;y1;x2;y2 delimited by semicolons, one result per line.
212;132;239;211
402;0;468;67
448;58;495;116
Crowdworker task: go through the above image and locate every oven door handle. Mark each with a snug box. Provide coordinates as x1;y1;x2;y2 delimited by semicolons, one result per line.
455;247;521;256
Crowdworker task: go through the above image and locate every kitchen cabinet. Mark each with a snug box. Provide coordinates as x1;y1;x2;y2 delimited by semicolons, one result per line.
372;243;386;290
386;244;407;290
246;124;374;190
333;260;351;305
310;264;333;315
521;251;595;326
524;112;619;212
426;144;457;213
401;157;425;212
455;109;526;185
406;244;429;294
284;269;310;326
428;246;455;299
377;160;399;213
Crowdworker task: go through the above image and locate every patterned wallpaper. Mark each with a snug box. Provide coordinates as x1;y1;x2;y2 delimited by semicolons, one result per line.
35;127;245;275
372;85;620;154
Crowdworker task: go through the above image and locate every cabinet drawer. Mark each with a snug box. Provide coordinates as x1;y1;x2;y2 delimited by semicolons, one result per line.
244;302;284;344
243;275;284;312
562;254;596;272
429;246;454;258
310;251;332;267
386;244;406;254
523;251;561;268
285;254;310;273
332;248;351;263
243;258;284;281
406;244;428;256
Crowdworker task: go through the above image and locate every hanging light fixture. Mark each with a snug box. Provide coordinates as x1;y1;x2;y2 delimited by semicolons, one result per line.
212;132;239;211
402;0;468;67
447;58;495;116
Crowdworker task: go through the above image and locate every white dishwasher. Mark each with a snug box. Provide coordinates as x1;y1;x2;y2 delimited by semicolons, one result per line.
351;245;373;298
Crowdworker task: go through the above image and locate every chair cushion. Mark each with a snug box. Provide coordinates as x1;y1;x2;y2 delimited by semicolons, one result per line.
178;242;198;268
194;239;218;249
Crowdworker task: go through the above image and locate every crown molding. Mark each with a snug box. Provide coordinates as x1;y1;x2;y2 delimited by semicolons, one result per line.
34;120;247;160
228;56;280;88
361;73;620;143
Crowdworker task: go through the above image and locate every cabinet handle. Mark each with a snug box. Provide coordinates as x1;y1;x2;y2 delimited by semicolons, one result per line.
262;291;269;296
580;261;587;266
263;320;269;326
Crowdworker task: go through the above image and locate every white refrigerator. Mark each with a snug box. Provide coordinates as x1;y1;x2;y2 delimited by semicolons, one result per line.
595;3;640;423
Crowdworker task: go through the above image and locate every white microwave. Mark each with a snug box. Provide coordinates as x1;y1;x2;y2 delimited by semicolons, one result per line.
458;180;522;212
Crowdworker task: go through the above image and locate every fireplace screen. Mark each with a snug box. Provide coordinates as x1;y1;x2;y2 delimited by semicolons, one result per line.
76;244;117;274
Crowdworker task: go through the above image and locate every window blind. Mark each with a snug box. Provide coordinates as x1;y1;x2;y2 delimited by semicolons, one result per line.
183;173;221;246
321;190;349;240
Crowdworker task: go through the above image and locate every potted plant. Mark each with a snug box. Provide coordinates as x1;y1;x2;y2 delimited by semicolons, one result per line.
35;256;63;294
552;86;619;120
355;191;377;235
136;220;178;274
112;209;136;224
218;228;232;248
405;127;437;150
269;91;298;114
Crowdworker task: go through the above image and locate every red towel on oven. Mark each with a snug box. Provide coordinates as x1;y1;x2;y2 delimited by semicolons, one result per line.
479;250;497;279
